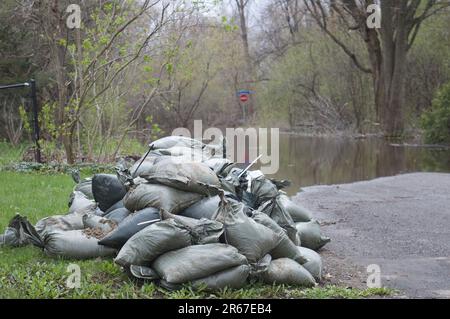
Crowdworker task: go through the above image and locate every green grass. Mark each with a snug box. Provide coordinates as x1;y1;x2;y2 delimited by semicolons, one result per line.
0;144;396;299
0;141;29;166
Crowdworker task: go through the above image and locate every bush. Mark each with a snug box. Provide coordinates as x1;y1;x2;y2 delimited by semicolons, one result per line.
421;82;450;144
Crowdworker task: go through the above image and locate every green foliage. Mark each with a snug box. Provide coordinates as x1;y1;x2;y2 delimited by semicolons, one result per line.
421;82;450;144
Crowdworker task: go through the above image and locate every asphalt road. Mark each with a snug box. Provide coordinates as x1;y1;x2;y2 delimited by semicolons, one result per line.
293;173;450;298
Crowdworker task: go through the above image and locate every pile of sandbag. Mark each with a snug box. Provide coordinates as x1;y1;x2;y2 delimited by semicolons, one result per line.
0;135;330;291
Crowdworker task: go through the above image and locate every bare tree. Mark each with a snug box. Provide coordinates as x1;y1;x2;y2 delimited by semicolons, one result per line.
303;0;450;137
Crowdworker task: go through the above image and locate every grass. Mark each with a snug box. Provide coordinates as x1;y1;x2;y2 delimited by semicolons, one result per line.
0;142;395;299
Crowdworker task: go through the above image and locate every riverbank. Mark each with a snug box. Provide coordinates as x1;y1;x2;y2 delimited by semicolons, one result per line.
294;173;450;298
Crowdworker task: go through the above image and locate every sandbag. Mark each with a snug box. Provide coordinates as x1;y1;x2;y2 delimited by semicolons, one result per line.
161;210;224;244
295;220;331;251
191;264;250;290
202;158;234;176
130;155;161;177
82;214;116;234
258;258;316;287
129;265;159;281
279;195;313;223
114;219;192;267
298;246;323;281
74;178;94;200
104;208;131;224
252;212;307;264
214;198;278;263
123;183;203;214
179;196;221;220
1;215;43;248
92;174;127;212
251;176;279;206
35;212;86;236
69;191;96;214
152;243;248;284
258;196;300;245
104;200;125;215
150;136;204;150
44;229;116;259
98;207;161;249
141;160;220;196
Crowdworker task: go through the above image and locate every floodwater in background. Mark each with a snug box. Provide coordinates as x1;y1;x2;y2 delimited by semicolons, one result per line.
254;133;450;196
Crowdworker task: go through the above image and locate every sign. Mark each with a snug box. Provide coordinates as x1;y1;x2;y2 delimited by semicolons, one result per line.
237;90;252;103
240;94;249;102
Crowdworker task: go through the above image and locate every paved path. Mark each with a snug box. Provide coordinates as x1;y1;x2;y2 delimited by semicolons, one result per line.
293;173;450;298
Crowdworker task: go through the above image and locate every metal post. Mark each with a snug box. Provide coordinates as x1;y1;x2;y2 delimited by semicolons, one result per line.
29;80;42;163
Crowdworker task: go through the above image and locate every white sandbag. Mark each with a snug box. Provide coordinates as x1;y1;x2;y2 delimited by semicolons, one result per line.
150;136;204;150
297;246;323;281
114;219;192;267
43;229;116;259
152;243;248;284
258;258;316;287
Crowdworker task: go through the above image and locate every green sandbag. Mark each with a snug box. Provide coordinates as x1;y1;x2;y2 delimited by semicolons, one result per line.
251;176;279;206
152;243;248;284
214;199;278;263
258;196;300;245
180;195;221;219
161;210;224;244
295;220;331;251
252;212;307;264
141;159;220;196
258;258;316;287
43;229;116;259
114;219;192;267
123;182;203;214
297;246;323;281
279;194;313;222
191;264;250;290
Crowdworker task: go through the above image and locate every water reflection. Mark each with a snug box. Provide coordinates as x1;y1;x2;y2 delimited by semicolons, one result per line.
257;134;450;196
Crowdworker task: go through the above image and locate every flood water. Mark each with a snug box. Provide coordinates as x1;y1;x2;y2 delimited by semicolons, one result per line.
256;134;450;196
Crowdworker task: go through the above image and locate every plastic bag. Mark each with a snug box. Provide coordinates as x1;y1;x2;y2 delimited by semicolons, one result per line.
92;174;127;212
258;258;316;287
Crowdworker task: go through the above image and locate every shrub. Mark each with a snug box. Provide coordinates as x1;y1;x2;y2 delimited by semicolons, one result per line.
421;82;450;144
